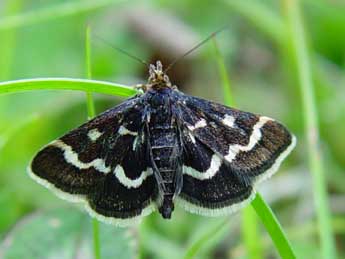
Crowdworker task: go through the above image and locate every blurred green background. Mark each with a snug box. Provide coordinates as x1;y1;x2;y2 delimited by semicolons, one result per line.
0;0;344;258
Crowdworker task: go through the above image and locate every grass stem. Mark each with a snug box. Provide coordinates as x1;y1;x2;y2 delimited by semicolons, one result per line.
213;38;263;259
213;36;296;259
282;1;337;258
184;219;230;259
0;78;136;97
85;25;96;118
252;193;296;259
213;38;234;106
85;25;100;259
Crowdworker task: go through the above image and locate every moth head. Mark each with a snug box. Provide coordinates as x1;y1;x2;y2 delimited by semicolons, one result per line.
147;60;172;90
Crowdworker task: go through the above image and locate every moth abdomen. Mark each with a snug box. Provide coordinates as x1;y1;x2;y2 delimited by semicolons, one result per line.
148;94;183;218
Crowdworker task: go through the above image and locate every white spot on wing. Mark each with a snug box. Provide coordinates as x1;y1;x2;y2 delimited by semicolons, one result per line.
224;116;272;163
187;119;207;131
87;128;102;141
51;140;110;173
118;125;138;136
222;114;235;128
183;154;222;180
114;166;153;189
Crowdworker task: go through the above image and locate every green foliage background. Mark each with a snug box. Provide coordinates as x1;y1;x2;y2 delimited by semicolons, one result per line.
0;0;344;258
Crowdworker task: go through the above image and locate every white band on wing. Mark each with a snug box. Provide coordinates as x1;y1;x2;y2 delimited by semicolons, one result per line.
51;140;153;189
224;116;272;163
187;119;207;131
51;140;111;173
114;165;153;189
183;154;222;180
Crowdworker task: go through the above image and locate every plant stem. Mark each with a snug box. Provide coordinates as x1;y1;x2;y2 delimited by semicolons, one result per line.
213;36;295;259
184;219;230;259
252;193;296;259
85;25;96;119
0;78;136;97
242;206;262;259
213;38;234;106
213;37;263;259
92;219;101;259
282;0;337;258
85;25;101;259
0;0;23;80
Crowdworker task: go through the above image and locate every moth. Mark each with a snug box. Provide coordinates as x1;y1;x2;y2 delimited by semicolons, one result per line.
29;61;296;226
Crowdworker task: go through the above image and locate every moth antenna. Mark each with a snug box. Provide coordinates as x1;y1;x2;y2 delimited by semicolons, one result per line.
93;34;149;67
164;26;228;73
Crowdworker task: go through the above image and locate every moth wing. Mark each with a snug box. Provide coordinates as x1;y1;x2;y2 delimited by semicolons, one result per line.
29;96;157;225
173;94;296;215
175;94;296;183
178;133;254;216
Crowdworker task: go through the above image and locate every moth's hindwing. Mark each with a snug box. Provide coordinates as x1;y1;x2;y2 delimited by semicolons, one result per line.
175;94;296;215
29;97;156;226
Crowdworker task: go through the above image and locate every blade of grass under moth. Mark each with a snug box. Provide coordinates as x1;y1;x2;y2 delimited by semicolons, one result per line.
85;25;101;259
282;0;337;258
251;193;296;259
213;36;296;258
0;78;137;97
0;0;127;31
242;205;262;259
213;37;263;259
184;218;230;259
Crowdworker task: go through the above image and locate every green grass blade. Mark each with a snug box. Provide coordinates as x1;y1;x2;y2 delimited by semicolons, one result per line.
213;32;295;259
85;26;96;119
85;25;101;259
242;205;262;259
184;219;229;259
224;0;284;45
282;0;337;258
252;193;296;259
213;38;235;106
213;37;263;259
0;0;23;80
0;78;136;97
92;219;101;259
0;0;127;31
182;39;237;259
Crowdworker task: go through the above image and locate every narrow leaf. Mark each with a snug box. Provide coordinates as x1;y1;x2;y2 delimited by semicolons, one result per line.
0;78;136;97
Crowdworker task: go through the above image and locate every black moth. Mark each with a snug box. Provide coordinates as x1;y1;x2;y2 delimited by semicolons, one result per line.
29;61;296;226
